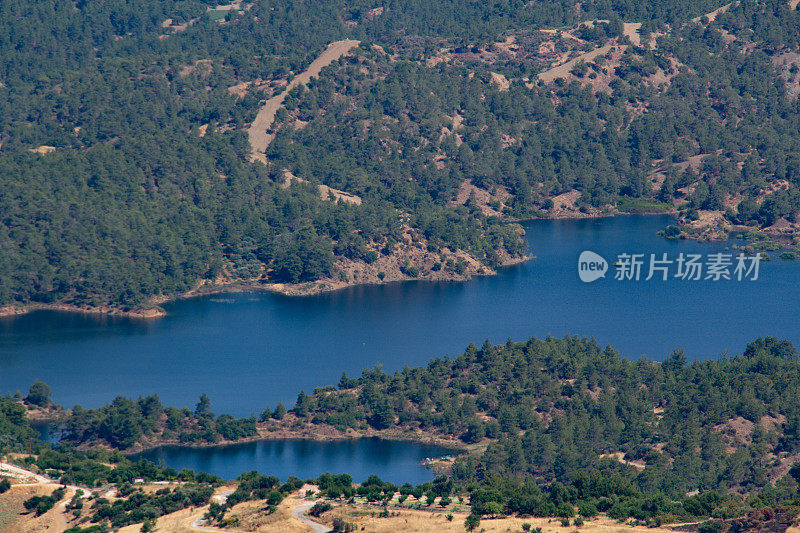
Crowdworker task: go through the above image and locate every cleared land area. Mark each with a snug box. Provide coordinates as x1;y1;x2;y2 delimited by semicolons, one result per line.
248;39;360;161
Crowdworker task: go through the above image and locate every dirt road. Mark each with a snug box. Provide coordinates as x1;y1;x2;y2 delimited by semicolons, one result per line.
248;39;360;161
290;500;331;533
538;42;617;83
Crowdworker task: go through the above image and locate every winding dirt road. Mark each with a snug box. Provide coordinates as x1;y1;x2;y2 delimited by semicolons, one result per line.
0;461;86;498
248;39;360;162
186;491;330;533
290;500;331;533
538;41;617;83
0;462;51;484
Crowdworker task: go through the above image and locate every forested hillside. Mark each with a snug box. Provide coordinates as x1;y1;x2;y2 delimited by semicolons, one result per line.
43;336;800;500
283;336;800;500
8;335;800;526
3;0;800;311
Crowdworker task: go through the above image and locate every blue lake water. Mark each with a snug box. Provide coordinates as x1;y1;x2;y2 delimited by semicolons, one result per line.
132;438;455;484
1;215;798;417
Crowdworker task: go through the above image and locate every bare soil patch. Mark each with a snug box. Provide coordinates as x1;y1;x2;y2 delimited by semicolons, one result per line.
773;51;800;100
248;40;360;160
218;493;313;532
448;180;511;216
28;146;55;155
281;170;362;205
600;452;647;471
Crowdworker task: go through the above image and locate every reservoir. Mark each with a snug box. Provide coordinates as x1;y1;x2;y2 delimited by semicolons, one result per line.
2;215;798;418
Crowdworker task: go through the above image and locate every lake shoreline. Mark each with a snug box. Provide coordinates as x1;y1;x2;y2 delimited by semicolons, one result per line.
0;209;668;321
7;207;772;322
8;213;799;425
509;207;679;223
78;421;474;461
0;253;531;320
36;412;475;473
123;431;470;456
0;302;166;320
0;209;683;321
31;406;473;454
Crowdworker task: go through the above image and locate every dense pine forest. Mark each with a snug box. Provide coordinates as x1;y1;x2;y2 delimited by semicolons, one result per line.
284;336;800;500
3;0;800;310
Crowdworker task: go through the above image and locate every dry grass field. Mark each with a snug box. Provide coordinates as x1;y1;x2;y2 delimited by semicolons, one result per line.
318;506;675;533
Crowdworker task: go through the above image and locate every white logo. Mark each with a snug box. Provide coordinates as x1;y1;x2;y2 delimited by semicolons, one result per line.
578;251;608;283
578;251;761;282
